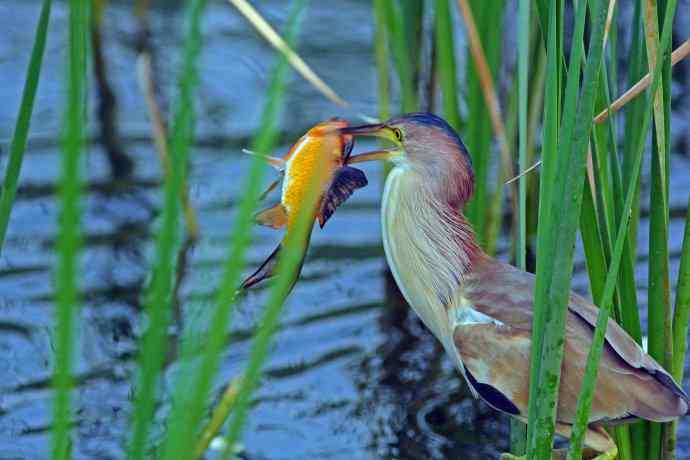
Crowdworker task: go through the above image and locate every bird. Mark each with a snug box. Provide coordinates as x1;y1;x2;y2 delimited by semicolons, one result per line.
339;112;689;460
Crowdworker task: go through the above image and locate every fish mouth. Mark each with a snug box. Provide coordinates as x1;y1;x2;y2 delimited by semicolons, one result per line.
339;124;402;163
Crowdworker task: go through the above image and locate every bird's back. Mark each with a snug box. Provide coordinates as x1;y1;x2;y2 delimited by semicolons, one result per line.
457;257;689;424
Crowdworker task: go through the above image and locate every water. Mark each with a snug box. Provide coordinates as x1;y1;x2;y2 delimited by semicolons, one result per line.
0;1;689;459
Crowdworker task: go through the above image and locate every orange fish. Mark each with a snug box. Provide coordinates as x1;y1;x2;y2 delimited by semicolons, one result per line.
240;119;368;290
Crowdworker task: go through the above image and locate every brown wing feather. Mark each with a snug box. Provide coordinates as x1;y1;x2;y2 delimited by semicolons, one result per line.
454;318;640;423
457;257;689;423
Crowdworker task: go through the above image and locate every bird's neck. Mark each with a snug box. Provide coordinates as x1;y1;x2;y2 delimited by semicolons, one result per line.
382;167;483;311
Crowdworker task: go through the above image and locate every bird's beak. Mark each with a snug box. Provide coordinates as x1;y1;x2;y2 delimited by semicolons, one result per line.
339;124;402;163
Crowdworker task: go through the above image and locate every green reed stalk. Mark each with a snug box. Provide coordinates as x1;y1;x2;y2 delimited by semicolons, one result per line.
516;0;529;283
509;0;529;454
0;0;52;254
526;0;609;457
193;378;241;458
373;0;393;177
568;4;675;459
379;0;417;112
434;0;460;131
643;2;674;458
568;19;672;460
53;1;87;459
158;2;306;459
566;118;643;460
566;3;676;457
615;26;646;460
580;180;608;303
462;0;503;248
524;43;546;241
373;0;390;121
526;5;561;447
399;0;423;89
622;2;646;260
586;30;635;460
601;84;644;350
127;1;207;458
578;4;645;457
670;194;690;457
221;111;325;460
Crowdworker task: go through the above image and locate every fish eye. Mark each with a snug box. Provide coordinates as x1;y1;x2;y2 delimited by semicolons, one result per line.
392;128;403;142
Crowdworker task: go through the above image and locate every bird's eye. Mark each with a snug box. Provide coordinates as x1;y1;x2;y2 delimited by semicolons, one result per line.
392;128;403;142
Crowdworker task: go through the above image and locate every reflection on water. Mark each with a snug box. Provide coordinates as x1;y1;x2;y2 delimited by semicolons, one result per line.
0;1;689;459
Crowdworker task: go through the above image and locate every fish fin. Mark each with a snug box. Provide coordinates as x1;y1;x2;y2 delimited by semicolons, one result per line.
343;136;354;161
242;148;285;170
259;177;282;201
255;204;288;229
317;166;368;228
240;244;281;289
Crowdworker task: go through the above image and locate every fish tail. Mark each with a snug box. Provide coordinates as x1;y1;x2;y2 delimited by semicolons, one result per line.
240;230;312;292
240;244;282;290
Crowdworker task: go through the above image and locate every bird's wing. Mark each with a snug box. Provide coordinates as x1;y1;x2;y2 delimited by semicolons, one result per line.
455;258;688;423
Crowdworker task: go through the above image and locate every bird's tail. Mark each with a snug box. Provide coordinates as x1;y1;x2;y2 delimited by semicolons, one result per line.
632;370;690;421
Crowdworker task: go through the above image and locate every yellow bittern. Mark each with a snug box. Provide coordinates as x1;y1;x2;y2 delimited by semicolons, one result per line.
340;112;689;460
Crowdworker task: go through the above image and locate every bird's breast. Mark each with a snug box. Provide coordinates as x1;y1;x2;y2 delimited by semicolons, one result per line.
381;167;456;340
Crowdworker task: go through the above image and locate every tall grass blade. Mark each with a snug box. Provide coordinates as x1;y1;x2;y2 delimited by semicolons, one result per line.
525;4;561;447
670;194;690;457
585;20;635;457
526;0;609;457
566;3;677;457
193;378;241;459
379;0;417;112
127;0;208;458
53;1;87;458
399;0;423;88
617;9;648;453
509;0;529;453
597;83;644;357
373;0;390;121
220;166;321;459
373;0;392;175
566;132;642;460
433;0;461;131
643;1;674;457
158;2;306;459
455;0;515;250
0;0;52;254
516;0;529;273
221;79;323;460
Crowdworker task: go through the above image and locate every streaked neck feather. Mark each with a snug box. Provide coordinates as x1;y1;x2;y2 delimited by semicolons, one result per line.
383;167;480;310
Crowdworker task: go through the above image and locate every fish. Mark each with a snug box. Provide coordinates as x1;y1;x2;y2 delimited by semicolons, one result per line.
240;119;368;290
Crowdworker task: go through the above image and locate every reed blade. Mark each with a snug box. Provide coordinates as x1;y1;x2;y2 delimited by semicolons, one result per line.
526;0;609;456
127;1;208;458
434;0;461;131
157;1;307;459
53;1;87;458
0;0;52;255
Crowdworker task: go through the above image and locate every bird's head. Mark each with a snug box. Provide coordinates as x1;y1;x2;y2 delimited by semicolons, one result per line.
341;112;475;207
